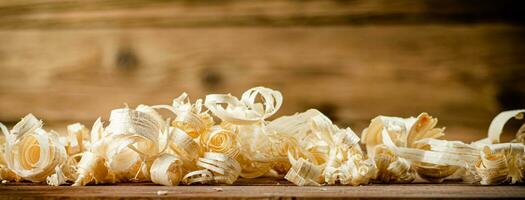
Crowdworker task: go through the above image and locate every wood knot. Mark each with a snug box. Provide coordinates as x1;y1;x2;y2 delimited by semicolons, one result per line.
201;68;223;88
497;86;524;110
115;47;139;71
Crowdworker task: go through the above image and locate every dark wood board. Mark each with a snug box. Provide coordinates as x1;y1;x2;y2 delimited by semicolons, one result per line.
1;178;524;199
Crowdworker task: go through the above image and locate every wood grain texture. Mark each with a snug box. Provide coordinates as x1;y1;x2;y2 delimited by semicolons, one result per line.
0;0;524;142
0;0;523;29
1;25;524;141
1;179;525;199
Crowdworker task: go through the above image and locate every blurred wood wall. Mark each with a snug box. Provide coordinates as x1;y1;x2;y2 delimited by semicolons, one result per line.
0;0;524;141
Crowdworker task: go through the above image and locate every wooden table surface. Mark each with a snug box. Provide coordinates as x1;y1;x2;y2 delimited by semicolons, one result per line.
1;178;524;199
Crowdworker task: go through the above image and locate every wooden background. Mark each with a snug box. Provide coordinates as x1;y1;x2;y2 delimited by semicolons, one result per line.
0;0;524;142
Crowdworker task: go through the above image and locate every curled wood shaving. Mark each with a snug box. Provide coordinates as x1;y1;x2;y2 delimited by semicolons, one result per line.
47;153;83;186
274;109;374;186
72;152;116;186
205;87;282;125
372;145;415;183
362;113;452;183
64;123;90;156
285;156;322;186
0;124;19;181
1;114;67;182
194;152;241;184
181;169;213;185
73;107;165;185
153;93;213;138
181;151;241;185
0;87;524;187
477;109;525;145
200;126;239;158
150;154;183;186
169;127;200;171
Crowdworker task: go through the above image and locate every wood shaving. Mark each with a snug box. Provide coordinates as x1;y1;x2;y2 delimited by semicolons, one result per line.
0;87;524;187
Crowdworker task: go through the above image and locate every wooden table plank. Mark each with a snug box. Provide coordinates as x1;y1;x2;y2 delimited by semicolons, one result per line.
1;179;524;199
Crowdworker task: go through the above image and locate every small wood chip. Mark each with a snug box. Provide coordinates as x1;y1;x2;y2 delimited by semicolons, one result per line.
156;190;168;196
212;187;223;192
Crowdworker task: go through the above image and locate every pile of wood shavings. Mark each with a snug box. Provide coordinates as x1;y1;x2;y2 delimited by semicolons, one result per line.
0;87;524;186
